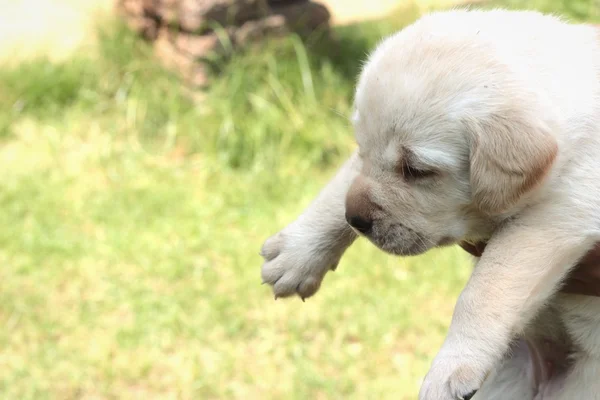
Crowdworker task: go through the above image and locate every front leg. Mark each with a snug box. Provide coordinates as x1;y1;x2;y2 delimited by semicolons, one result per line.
260;152;361;300
420;207;595;400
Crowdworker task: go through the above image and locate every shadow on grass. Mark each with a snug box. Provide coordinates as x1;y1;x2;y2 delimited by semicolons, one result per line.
308;0;600;82
306;2;422;82
308;0;597;83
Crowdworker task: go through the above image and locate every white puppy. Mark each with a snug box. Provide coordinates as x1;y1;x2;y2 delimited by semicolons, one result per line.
261;8;600;400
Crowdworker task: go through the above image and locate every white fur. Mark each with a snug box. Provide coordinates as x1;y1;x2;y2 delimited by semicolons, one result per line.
261;8;600;399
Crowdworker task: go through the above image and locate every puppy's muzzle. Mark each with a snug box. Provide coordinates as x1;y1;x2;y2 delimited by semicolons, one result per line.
345;175;375;235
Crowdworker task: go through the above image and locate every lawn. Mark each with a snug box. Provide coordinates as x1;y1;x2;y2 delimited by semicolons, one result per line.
1;0;599;399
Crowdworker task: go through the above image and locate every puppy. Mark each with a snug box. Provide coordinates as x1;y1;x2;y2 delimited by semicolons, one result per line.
261;9;600;400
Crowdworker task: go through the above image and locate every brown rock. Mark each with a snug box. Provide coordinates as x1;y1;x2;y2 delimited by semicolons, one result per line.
154;0;179;24
155;30;210;86
126;15;160;40
174;31;224;58
233;15;288;45
270;0;330;35
116;0;333;88
142;0;159;9
173;14;288;57
118;0;330;38
120;0;144;16
116;0;159;39
178;0;271;32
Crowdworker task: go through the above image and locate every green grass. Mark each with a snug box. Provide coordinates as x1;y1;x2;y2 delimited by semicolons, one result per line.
1;0;599;399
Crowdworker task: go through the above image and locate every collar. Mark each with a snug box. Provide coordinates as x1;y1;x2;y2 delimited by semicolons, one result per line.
458;241;487;258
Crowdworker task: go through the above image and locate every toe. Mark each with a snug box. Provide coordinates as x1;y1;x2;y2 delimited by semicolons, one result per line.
296;276;321;298
272;272;304;298
261;260;284;285
260;233;284;261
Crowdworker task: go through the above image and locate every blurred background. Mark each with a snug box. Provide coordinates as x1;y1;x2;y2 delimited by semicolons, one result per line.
0;0;598;399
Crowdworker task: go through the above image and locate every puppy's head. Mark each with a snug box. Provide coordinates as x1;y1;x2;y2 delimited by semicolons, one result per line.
345;18;558;256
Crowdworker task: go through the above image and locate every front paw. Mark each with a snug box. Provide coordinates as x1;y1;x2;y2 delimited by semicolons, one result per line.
419;356;486;400
260;224;343;301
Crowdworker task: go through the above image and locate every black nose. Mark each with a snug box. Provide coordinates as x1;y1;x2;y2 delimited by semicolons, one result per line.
346;214;373;234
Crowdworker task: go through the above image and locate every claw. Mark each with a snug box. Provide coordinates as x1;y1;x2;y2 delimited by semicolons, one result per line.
300;296;305;302
274;295;279;300
261;281;267;285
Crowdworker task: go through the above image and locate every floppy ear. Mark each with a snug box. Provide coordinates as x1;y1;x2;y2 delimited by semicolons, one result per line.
465;110;558;214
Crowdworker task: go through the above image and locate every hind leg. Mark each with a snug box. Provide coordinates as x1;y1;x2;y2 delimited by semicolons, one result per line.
547;296;600;399
541;355;600;400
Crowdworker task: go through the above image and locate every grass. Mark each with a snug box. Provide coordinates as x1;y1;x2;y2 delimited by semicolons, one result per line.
1;0;599;399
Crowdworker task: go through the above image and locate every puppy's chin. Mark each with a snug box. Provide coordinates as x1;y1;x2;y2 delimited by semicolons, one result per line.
367;223;434;256
378;241;430;256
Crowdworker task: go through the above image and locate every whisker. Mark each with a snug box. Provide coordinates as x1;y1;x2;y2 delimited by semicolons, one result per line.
328;108;353;125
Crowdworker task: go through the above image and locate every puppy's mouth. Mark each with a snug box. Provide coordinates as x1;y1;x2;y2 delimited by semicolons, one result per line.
366;222;433;256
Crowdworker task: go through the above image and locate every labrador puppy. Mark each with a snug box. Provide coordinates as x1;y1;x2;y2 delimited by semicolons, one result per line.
260;8;600;400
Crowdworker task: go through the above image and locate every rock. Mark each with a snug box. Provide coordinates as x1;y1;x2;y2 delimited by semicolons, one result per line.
115;0;333;88
174;30;224;58
270;0;330;35
116;0;159;40
179;0;270;32
173;14;289;57
126;15;160;40
155;30;210;87
154;0;179;24
119;0;144;16
120;0;271;32
233;15;288;45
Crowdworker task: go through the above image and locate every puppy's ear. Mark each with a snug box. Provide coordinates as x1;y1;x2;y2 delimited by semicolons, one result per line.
466;110;558;214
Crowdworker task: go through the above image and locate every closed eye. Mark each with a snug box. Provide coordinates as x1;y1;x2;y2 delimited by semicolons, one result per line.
400;164;437;181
